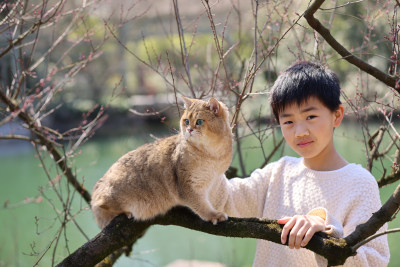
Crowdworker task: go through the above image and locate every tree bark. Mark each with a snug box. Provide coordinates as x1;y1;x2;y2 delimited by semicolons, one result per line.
57;207;351;267
57;182;400;267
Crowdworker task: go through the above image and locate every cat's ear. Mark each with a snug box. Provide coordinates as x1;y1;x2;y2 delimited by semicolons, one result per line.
181;96;193;109
207;97;220;115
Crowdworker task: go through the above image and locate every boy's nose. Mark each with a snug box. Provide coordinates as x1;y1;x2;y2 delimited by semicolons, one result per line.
295;125;310;138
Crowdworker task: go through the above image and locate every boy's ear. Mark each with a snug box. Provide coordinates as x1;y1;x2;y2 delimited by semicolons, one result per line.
333;104;345;128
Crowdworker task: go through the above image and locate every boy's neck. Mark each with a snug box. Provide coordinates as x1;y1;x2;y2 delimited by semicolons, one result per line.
302;146;348;171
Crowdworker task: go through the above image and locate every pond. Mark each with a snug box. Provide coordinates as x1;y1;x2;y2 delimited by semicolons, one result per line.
0;122;399;267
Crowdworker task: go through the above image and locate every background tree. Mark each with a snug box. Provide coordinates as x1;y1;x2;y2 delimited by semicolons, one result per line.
1;0;399;266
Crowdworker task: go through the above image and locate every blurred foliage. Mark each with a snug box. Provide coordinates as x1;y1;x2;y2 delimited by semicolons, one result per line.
1;0;396;120
1;1;400;266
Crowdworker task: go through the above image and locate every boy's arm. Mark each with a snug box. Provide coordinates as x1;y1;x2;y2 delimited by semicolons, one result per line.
311;179;389;266
278;209;388;266
338;179;389;267
278;179;389;266
312;207;389;266
208;166;272;218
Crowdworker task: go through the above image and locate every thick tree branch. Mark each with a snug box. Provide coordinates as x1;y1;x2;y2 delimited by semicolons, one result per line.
304;0;398;90
57;181;400;267
57;206;354;267
378;171;400;188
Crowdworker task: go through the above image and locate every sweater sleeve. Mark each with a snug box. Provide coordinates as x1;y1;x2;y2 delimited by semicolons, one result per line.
307;207;344;238
208;164;273;218
340;178;390;267
313;175;390;267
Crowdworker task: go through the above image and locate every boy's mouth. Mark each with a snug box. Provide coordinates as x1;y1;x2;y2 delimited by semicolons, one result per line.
297;140;313;148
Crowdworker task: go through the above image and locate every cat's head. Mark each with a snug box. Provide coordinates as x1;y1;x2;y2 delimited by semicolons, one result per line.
180;97;232;145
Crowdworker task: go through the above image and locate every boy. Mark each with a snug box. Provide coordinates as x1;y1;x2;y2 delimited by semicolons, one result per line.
209;61;390;266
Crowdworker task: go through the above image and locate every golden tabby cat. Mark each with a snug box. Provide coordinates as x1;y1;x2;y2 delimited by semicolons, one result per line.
91;97;233;229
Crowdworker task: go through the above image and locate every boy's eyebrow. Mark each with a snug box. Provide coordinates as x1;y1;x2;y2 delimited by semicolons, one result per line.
300;106;318;113
279;106;318;118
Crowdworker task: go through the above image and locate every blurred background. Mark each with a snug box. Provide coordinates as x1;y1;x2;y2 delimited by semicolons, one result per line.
1;0;399;266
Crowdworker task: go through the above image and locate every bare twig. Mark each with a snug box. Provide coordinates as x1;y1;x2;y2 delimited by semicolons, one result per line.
352;228;400;251
231;7;309;126
0;134;37;142
0;90;92;204
0;0;66;59
261;137;285;168
166;50;181;116
172;0;195;97
319;0;364;11
201;0;232;93
367;126;386;171
234;125;246;176
104;21;175;90
304;0;398;90
129;106;171;116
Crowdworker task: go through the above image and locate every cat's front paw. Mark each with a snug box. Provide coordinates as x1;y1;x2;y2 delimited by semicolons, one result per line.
209;211;228;225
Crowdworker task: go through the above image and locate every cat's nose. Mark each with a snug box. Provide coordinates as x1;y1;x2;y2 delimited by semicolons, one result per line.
187;128;193;133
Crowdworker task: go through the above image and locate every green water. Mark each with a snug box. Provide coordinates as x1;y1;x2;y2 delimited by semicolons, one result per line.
0;123;399;267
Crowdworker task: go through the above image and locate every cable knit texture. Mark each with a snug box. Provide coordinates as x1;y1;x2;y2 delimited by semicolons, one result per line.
209;156;390;267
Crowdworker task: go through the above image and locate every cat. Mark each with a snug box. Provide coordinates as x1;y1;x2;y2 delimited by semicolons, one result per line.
91;96;233;229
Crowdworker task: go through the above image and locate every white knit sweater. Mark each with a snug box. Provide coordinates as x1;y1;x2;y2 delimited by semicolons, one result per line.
209;156;390;267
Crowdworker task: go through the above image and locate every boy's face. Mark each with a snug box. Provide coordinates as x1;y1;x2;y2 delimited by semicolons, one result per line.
278;97;344;166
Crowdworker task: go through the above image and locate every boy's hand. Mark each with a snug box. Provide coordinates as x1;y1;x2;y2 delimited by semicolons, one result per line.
277;215;325;249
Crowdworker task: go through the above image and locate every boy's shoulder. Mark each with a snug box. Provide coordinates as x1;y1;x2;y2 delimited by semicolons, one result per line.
318;161;378;189
344;162;378;184
266;156;377;182
261;156;301;173
275;155;302;167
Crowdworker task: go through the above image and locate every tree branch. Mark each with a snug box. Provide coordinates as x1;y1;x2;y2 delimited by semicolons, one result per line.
57;206;354;267
0;90;92;204
378;171;400;188
345;183;400;247
57;180;400;267
0;134;38;142
304;0;398;90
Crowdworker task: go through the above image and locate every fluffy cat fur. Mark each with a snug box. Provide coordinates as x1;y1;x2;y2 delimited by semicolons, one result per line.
91;97;233;229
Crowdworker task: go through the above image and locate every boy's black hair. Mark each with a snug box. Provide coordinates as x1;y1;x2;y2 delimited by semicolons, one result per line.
269;61;341;122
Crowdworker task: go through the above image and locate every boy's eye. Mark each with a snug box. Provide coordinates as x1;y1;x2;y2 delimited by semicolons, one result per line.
184;119;190;125
307;115;316;120
282;120;293;125
196;119;204;126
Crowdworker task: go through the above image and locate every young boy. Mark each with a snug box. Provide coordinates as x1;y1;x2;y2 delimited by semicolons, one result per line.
209;61;390;266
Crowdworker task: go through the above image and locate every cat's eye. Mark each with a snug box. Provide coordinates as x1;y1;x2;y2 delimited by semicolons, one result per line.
196;119;204;126
184;119;190;125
